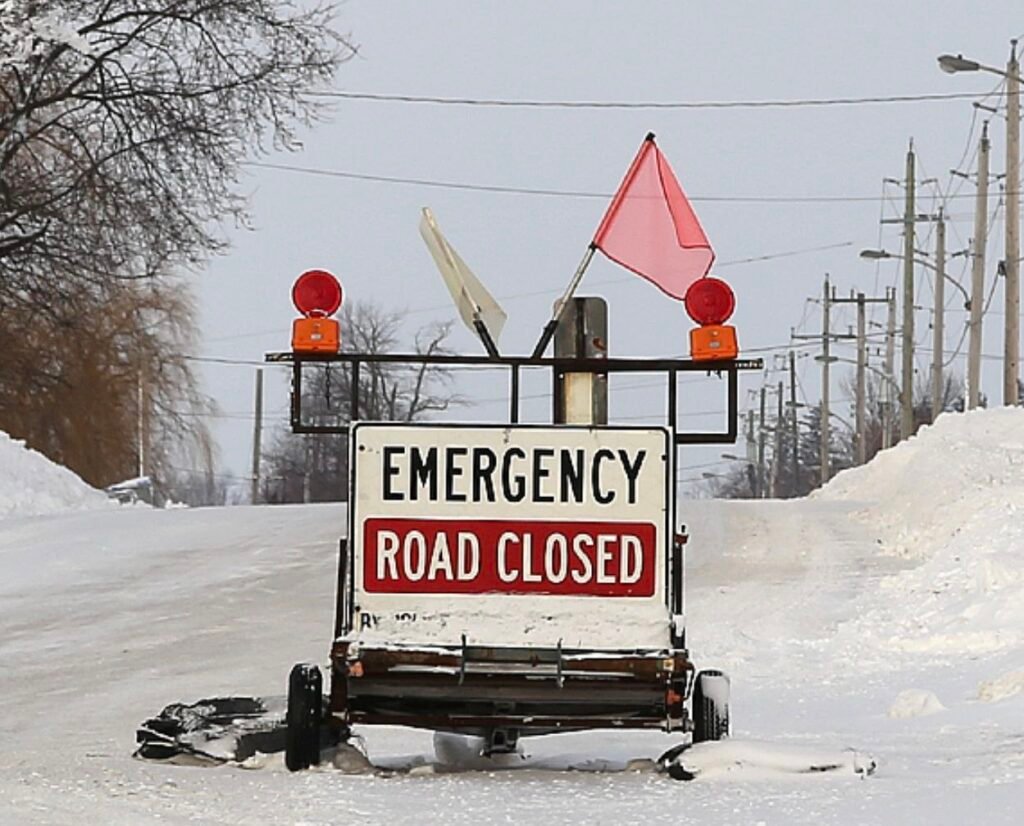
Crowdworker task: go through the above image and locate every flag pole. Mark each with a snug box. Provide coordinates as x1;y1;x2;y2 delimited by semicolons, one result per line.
530;243;597;358
473;315;500;359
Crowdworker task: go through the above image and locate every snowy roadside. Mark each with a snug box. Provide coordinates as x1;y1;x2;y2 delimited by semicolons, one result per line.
1;411;1023;823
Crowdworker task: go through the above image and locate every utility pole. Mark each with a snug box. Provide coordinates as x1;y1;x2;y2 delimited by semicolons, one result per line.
250;368;263;505
830;291;889;464
792;276;849;485
1005;40;1021;406
883;288;897;449
745;408;757;497
137;368;146;479
820;278;831;484
757;386;767;499
789;351;800;495
772;380;784;497
968;122;990;409
931;209;947;421
901;141;916;438
856;293;867;462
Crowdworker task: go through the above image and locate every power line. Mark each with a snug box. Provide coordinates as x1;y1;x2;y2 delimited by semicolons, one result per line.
311;89;1004;110
247;160;989;205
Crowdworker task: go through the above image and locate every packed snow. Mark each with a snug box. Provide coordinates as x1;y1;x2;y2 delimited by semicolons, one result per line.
1;409;1022;823
817;407;1024;661
0;430;109;519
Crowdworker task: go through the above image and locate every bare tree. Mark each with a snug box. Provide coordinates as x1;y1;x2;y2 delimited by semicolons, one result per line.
0;1;352;487
263;301;461;503
1;1;353;308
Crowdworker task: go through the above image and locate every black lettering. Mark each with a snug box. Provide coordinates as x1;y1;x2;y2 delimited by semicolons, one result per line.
472;447;498;502
410;447;438;501
560;448;585;503
618;449;646;504
502;447;527;502
382;446;404;501
532;447;555;503
446;446;468;502
592;448;616;504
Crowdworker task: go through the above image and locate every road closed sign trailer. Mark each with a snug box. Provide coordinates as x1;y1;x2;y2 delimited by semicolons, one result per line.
269;253;762;771
332;422;688;743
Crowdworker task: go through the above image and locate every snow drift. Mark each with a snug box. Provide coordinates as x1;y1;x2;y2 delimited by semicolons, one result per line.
0;430;108;519
817;408;1024;658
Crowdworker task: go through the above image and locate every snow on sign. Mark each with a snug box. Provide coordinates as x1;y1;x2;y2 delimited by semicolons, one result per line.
350;423;673;648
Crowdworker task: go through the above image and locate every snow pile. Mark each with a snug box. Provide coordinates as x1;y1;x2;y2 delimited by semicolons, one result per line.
977;669;1024;703
888;689;945;719
0;431;108;519
817;408;1024;657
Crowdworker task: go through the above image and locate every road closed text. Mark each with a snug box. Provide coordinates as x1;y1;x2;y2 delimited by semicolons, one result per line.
363;518;656;597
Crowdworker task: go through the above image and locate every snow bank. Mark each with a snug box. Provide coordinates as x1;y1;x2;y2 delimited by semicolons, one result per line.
817;408;1024;657
0;431;108;519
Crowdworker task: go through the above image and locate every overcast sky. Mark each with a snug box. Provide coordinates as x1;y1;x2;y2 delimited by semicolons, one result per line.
193;1;1023;493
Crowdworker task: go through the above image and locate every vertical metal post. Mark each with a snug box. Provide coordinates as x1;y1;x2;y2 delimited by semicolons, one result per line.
291;360;302;430
509;364;520;424
726;367;738;442
856;293;867;465
251;368;263;504
931;210;946;421
901;141;916;439
554;297;608;425
351;360;361;422
968;122;989;409
1004;40;1021;406
667;369;677;429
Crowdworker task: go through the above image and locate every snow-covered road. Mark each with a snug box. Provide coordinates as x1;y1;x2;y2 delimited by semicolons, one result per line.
2;461;1021;824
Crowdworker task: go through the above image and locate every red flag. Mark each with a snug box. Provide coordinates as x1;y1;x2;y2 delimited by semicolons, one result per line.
593;134;714;300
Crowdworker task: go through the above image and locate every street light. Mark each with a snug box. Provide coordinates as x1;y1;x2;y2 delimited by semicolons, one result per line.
719;453;759;498
861;242;968;421
937;54;982;74
938;42;1022;405
858;249;971;308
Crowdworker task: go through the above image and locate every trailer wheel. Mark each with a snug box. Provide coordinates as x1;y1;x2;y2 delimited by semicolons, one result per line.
286;663;322;771
692;669;730;743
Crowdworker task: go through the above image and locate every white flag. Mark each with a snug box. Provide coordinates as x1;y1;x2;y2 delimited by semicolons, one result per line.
419;208;507;344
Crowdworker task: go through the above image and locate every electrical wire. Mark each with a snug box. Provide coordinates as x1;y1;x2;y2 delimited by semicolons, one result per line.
246;160;988;205
310;89;1005;110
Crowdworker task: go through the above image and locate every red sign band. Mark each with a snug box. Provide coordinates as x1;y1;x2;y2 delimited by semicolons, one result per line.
363;518;656;597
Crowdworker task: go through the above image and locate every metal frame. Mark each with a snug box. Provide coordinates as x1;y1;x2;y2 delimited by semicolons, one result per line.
268;347;763;739
265;351;762;444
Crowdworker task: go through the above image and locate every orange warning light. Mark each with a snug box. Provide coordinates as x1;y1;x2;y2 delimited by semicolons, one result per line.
684;277;738;361
291;269;343;353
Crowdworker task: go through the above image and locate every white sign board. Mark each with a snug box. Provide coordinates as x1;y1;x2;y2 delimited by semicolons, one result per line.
348;424;673;649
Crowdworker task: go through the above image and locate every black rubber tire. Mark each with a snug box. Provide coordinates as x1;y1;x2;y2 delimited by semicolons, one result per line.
691;669;730;743
285;663;322;771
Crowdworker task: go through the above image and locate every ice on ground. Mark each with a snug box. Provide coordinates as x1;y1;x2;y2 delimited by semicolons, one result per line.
888;689;946;719
672;740;876;780
0;429;109;519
